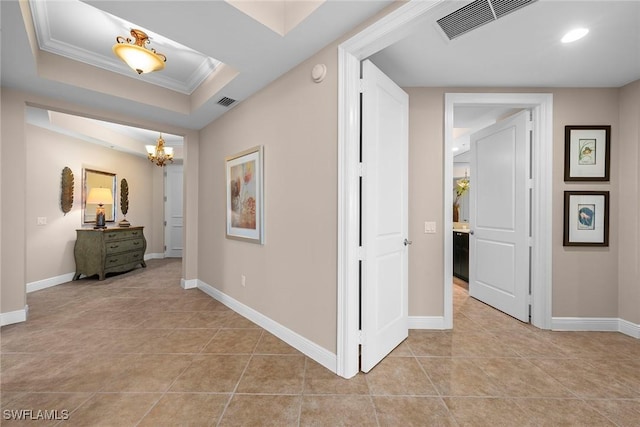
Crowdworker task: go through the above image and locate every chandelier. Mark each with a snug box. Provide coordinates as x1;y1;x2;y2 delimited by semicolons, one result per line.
146;134;174;167
113;29;166;75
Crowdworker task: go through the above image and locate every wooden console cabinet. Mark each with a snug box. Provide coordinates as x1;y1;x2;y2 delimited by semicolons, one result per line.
73;226;146;280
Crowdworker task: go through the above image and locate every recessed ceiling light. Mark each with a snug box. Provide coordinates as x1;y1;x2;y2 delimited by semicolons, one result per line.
562;28;589;43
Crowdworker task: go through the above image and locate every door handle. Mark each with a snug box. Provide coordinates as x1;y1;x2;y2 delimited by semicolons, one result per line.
469;230;474;235
404;238;413;246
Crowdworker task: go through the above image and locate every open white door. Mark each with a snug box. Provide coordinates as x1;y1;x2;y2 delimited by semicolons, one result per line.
165;164;183;258
469;110;530;322
360;60;409;372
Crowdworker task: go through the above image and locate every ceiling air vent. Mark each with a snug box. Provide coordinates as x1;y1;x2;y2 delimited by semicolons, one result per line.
437;0;537;40
217;96;236;107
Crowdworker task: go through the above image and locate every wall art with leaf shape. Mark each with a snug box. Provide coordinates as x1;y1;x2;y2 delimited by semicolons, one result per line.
61;166;74;215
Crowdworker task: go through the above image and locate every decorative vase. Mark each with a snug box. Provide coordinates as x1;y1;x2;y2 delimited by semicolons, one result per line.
453;203;460;222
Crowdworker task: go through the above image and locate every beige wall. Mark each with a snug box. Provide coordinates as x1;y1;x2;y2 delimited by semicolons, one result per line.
25;123;161;284
406;88;445;316
553;89;620;317
198;42;339;352
618;80;640;324
1;90;27;315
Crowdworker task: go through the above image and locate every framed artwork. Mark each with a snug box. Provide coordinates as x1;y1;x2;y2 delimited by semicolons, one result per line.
225;145;264;244
563;191;609;246
564;125;610;181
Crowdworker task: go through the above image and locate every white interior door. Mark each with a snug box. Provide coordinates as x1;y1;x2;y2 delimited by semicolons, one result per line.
469;110;530;322
165;164;183;258
360;60;409;372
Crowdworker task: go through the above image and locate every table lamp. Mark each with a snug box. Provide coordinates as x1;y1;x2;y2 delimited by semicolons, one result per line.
87;187;113;229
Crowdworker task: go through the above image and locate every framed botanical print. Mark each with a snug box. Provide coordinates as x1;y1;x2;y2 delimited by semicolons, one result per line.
564;125;610;181
563;191;609;246
225;145;264;244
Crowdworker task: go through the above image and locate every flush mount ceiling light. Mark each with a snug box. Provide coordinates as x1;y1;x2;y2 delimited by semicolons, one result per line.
146;134;174;167
562;28;589;43
113;29;166;74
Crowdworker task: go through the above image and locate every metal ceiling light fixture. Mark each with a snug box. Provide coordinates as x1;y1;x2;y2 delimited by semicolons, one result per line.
146;134;174;167
113;29;166;74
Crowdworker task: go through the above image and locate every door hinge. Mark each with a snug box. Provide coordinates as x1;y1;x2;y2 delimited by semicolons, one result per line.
164;196;167;202
357;246;364;261
358;330;365;345
527;294;532;305
359;79;365;93
164;221;167;226
357;162;365;177
164;245;167;251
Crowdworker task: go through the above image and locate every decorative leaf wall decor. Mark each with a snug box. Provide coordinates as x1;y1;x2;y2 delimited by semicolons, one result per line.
120;178;129;216
61;167;74;215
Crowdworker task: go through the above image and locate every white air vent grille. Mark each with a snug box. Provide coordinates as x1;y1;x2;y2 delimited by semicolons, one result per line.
437;0;537;40
492;0;537;18
217;97;237;107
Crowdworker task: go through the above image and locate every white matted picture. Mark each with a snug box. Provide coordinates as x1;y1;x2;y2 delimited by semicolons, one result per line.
564;125;610;181
225;145;264;244
563;191;609;247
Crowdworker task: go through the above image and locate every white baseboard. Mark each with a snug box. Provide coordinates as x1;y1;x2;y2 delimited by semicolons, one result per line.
197;280;337;373
409;316;447;329
1;306;28;326
145;253;165;260
26;273;75;293
181;278;198;289
619;319;640;339
552;317;640;339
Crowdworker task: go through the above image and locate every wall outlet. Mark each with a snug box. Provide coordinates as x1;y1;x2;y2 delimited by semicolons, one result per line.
424;221;436;234
241;275;246;287
37;217;47;225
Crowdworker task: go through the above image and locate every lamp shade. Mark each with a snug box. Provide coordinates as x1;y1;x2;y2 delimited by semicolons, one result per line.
87;187;113;205
113;29;166;75
113;43;166;74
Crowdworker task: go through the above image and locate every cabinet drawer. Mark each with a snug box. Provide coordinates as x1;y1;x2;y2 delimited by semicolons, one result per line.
106;238;144;254
104;229;143;242
105;250;144;267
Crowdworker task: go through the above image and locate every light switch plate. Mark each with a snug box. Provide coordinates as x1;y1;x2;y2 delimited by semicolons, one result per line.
424;221;436;234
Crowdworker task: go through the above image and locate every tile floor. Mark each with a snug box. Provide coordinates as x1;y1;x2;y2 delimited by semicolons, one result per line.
1;259;639;426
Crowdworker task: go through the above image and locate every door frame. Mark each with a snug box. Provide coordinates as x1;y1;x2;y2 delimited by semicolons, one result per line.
337;0;456;379
337;0;553;379
444;93;553;331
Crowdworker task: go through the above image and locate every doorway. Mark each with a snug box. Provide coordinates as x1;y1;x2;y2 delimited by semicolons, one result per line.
443;93;553;331
452;108;532;323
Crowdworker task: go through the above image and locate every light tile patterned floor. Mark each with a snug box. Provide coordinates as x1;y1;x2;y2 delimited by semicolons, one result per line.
2;259;639;426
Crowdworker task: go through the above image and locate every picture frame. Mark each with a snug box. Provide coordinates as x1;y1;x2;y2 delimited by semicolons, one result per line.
564;125;610;181
563;191;609;246
225;145;264;244
82;168;116;225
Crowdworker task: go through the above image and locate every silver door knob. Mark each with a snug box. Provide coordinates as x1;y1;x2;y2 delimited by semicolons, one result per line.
469;230;474;235
404;238;413;246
